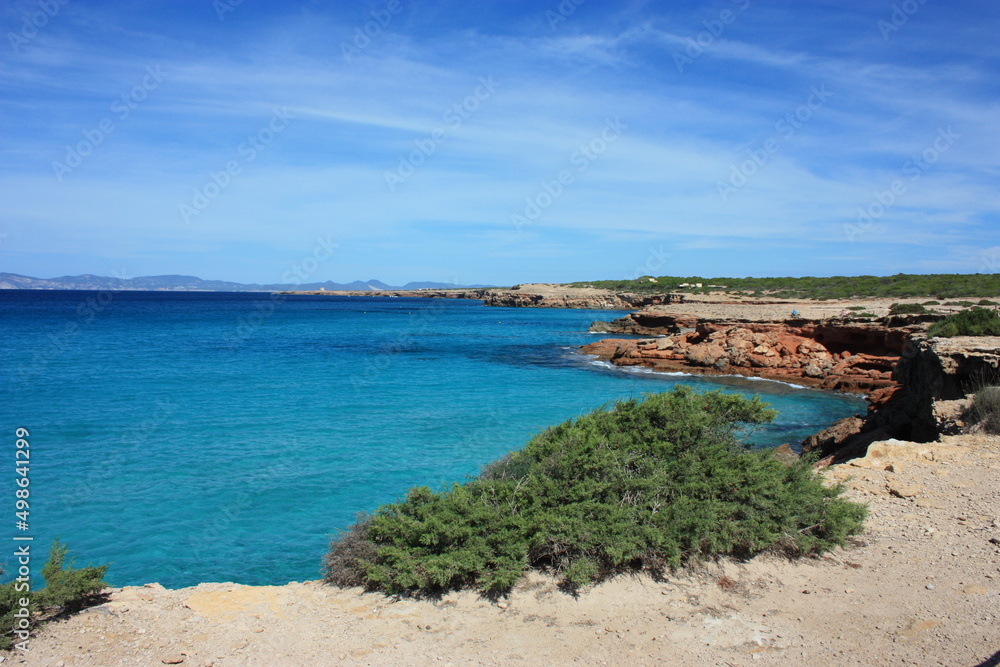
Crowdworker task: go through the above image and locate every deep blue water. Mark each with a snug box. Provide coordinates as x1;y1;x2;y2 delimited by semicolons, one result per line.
0;291;866;588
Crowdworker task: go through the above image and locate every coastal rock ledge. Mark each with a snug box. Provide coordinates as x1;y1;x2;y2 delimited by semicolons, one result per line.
581;318;912;395
584;308;1000;462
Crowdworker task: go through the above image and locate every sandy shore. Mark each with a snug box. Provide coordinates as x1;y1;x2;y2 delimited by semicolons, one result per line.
9;434;999;666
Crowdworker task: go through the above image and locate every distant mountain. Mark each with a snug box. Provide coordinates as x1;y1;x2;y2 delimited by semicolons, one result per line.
0;273;491;292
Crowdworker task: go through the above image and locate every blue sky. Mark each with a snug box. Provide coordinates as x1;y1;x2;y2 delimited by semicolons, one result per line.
1;0;998;286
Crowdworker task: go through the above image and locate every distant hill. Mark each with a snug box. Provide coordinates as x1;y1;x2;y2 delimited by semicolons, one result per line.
0;273;490;292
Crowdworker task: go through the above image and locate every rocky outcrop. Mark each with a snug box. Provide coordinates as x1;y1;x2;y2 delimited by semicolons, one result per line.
776;335;999;461
481;286;684;310
285;285;687;310
863;335;1000;442
580;320;906;394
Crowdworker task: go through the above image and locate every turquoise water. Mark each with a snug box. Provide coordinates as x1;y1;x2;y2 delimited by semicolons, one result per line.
0;291;865;588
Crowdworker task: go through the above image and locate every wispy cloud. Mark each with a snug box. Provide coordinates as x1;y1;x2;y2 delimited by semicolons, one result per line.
0;0;997;283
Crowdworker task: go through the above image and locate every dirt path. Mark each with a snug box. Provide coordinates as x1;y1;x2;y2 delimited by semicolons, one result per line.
7;435;999;666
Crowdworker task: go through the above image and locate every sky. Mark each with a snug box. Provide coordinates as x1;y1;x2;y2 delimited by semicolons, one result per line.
1;0;999;286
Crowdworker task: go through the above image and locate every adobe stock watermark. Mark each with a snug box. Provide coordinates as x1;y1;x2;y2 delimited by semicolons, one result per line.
340;0;404;62
7;0;69;55
67;395;176;508
384;75;498;192
716;85;833;201
843;126;959;242
179;107;294;224
546;0;585;29
15;268;131;382
224;235;339;348
878;0;929;41
186;454;296;562
673;0;751;73
626;245;671;281
511;117;626;232
51;65;166;182
979;252;998;274
350;300;448;393
213;0;244;21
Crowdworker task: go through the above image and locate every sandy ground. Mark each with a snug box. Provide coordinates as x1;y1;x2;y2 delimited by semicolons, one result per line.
7;434;999;667
512;284;998;320
637;296;997;323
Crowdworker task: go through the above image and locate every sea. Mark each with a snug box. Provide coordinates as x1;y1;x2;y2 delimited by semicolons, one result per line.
0;291;866;589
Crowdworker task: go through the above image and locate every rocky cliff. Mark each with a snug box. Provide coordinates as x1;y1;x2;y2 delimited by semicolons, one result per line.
581;318;915;395
480;285;684;310
797;335;999;461
583;309;1000;461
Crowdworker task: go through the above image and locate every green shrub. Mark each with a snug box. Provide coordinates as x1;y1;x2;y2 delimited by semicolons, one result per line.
888;303;927;315
922;300;940;305
0;539;108;650
968;386;1000;435
323;388;867;596
846;306;865;311
944;300;975;307
978;299;999;306
35;539;108;614
927;307;1000;337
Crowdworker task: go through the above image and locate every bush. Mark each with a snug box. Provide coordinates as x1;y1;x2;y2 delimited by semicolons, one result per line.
927;307;1000;337
35;539;108;614
323;388;867;596
0;539;108;650
922;300;940;305
889;303;927;315
968;386;1000;435
978;299;999;306
322;515;378;588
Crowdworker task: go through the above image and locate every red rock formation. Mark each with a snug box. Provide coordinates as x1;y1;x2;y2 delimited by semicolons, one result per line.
580;320;903;395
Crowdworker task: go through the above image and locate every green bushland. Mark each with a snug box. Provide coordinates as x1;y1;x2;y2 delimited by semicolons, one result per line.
567;273;1000;299
0;539;108;650
888;303;928;315
979;299;1000;306
323;388;867;596
927;307;1000;338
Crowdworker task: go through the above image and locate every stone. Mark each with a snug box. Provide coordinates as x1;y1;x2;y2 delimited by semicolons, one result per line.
888;483;922;498
802;416;864;455
161;656;185;665
804;364;824;378
771;443;800;465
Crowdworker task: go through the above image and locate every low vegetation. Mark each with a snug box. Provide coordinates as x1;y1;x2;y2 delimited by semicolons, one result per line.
888;303;928;315
568;273;1000;299
968;386;1000;435
927;307;1000;338
324;388;867;596
0;539;108;650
